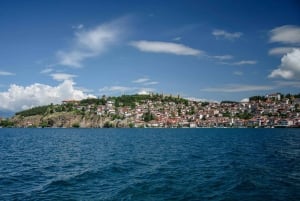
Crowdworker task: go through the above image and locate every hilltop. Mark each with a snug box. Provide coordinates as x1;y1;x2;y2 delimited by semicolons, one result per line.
1;93;300;128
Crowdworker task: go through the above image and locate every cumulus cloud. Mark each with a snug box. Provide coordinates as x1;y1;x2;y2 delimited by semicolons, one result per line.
269;48;300;79
0;80;95;112
0;70;15;76
130;40;203;56
50;73;77;82
240;98;249;103
269;25;300;44
201;84;274;93
138;90;150;95
58;18;126;67
212;29;242;40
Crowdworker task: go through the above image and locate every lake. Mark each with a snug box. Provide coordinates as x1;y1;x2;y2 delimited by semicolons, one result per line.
0;128;299;200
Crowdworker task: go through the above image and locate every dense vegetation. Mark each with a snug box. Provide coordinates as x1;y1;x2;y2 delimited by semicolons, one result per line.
249;96;267;102
143;110;155;122
235;112;253;120
0;119;15;127
221;101;239;104
15;105;49;117
110;94;189;107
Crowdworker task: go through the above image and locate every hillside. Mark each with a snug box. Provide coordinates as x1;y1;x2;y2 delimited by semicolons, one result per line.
1;93;300;128
8;94;189;128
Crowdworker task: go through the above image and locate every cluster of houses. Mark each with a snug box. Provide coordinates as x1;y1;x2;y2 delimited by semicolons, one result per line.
62;93;300;128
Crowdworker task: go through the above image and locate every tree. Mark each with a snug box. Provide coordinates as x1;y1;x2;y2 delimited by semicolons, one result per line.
190;106;195;115
129;123;134;128
201;102;209;107
72;123;80;128
249;96;266;102
236;112;253;120
143;110;155;122
0;119;14;127
16;105;49;117
103;121;113;128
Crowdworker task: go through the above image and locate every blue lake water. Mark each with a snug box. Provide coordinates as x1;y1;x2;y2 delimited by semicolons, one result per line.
0;128;299;200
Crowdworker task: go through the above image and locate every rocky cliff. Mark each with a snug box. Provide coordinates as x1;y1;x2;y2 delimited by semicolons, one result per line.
11;112;130;128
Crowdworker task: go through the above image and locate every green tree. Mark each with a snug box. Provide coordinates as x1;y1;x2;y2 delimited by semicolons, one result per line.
72;123;80;128
0;119;15;127
103;121;113;128
143;110;155;122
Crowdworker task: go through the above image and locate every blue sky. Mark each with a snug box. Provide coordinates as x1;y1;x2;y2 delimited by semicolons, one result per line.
0;0;300;112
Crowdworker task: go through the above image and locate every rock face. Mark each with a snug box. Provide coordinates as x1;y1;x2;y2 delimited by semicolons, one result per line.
11;112;126;128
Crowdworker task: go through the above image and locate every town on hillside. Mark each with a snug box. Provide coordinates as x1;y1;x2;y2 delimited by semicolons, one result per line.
1;93;300;128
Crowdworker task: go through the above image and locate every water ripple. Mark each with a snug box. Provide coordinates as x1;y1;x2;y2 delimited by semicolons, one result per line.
0;128;299;200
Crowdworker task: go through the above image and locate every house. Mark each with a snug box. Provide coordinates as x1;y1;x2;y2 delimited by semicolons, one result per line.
265;93;281;101
275;119;294;127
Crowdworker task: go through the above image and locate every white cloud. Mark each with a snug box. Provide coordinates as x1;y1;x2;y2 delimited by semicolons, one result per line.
137;88;155;95
138;90;150;95
269;48;300;79
213;55;233;60
130;40;203;56
240;98;249;103
57;51;95;68
212;29;242;40
72;24;84;29
132;78;150;83
233;71;243;76
132;77;159;86
173;37;182;41
0;70;15;76
143;81;159;86
99;85;156;95
50;73;77;82
219;60;257;66
274;80;300;88
58;18;126;68
186;97;218;103
201;84;274;93
232;60;257;65
75;87;94;93
99;86;134;94
269;25;300;44
40;68;54;74
268;47;296;56
0;80;95;112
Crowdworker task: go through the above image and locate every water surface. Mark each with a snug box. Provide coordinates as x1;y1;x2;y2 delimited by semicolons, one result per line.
0;128;299;200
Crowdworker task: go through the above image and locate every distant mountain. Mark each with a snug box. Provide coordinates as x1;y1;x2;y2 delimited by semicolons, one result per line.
0;110;14;118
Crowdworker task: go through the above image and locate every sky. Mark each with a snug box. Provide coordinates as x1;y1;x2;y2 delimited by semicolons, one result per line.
0;0;300;112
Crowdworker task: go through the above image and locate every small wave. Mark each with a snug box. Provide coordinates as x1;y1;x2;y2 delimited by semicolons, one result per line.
231;179;258;191
41;169;103;192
